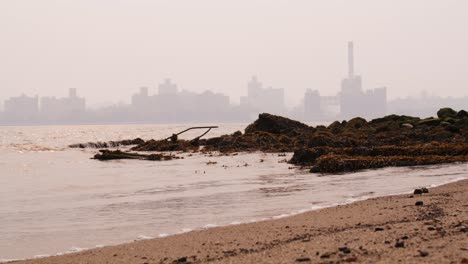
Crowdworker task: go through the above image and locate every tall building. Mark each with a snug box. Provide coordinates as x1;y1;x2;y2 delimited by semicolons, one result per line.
240;76;285;115
130;79;234;122
339;42;387;119
40;88;86;122
4;94;39;122
158;78;178;95
131;87;151;111
303;89;322;121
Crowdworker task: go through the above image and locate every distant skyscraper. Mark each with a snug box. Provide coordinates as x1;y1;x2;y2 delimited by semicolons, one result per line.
158;78;178;95
240;76;285;115
340;41;387;119
40;89;86;122
303;89;323;121
4;94;39;122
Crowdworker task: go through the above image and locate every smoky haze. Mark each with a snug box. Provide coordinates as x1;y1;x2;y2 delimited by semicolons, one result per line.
0;0;467;125
1;0;468;105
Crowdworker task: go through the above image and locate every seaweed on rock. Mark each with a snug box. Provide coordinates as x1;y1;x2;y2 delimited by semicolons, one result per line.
74;108;468;172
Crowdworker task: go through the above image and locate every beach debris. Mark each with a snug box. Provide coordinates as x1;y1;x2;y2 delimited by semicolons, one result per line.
374;227;385;232
131;139;199;152
69;138;144;148
414;189;423;195
93;150;178;161
422;187;429;193
173;256;188;263
418;250;429;257
320;252;333;258
165;126;219;142
344;256;358;262
295;257;311;262
415;201;424;206
395;241;405;248
338;246;351;254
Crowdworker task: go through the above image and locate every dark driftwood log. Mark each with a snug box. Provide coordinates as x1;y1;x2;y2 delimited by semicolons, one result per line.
93;150;178;161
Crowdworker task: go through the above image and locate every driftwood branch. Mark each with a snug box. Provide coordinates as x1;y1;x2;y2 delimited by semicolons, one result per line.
165;126;219;142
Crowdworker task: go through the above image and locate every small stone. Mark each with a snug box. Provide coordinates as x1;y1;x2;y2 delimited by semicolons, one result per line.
339;247;351;254
401;235;409;240
415;201;424;206
395;241;405;248
375;227;384;232
419;251;429;257
344;256;358;262
460;227;468;233
421;187;429;193
176;257;187;263
320;253;331;259
414;189;423;195
295;257;311;262
428;226;435;231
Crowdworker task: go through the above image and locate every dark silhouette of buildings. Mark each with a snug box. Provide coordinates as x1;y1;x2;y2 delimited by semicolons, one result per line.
240;76;285;116
3;94;39;123
303;42;387;121
6;42;468;125
130;79;241;123
40;88;86;122
339;42;387;119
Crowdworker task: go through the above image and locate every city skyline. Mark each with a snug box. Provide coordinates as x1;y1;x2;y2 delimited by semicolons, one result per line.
1;41;467;125
1;1;468;107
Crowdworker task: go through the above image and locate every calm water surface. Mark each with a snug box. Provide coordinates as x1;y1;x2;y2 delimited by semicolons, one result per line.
0;123;467;261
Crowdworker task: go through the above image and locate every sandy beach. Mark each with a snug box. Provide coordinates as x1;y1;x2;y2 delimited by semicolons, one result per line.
10;178;467;264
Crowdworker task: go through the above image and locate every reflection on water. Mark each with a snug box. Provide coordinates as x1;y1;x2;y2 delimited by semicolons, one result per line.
0;124;467;261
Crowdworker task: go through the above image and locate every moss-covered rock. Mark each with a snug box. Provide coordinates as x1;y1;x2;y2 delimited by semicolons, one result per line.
437;107;457;119
418;118;441;126
245;113;310;137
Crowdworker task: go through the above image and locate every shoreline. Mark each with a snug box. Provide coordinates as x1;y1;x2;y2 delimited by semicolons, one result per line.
11;178;468;264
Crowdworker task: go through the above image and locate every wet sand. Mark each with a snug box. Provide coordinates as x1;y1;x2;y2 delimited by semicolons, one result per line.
13;179;468;264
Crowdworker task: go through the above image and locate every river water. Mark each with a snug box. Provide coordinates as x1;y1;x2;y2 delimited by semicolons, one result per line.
0;123;467;261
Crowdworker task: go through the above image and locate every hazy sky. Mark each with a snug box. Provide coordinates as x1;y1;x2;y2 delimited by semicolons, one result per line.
1;0;467;107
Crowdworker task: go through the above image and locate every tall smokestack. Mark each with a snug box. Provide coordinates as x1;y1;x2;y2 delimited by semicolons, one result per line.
348;41;354;78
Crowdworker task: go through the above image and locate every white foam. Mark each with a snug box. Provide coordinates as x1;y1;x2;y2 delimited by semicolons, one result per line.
203;224;218;229
272;213;290;219
136;235;153;240
33;254;51;259
49;247;88;257
158;233;169;238
0;259;20;263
